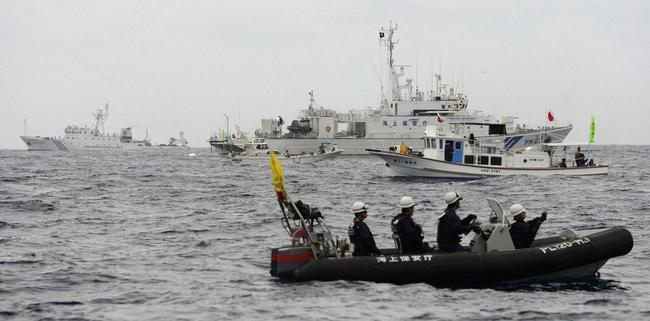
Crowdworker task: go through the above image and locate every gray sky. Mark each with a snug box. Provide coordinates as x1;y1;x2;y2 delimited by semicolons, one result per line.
1;0;649;149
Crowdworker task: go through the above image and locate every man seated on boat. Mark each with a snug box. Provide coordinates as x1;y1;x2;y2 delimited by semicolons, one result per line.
559;158;567;168
437;192;482;253
391;197;428;254
348;202;381;257
509;204;547;249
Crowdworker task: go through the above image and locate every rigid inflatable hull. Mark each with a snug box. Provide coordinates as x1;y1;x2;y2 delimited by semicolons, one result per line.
287;227;632;286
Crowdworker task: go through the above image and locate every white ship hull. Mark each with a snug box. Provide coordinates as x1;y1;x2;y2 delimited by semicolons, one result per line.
369;150;608;178
20;135;152;151
20;136;67;151
264;126;572;155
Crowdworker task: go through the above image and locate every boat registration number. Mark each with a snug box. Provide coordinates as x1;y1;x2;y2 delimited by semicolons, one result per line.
539;237;590;254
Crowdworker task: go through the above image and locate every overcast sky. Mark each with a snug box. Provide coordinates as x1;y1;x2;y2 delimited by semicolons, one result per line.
1;0;649;149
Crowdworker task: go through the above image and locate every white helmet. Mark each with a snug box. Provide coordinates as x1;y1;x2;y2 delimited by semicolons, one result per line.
444;192;463;204
352;201;368;214
510;204;526;217
399;196;416;208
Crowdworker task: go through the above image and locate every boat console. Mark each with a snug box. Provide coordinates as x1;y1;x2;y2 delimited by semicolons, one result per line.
469;198;516;253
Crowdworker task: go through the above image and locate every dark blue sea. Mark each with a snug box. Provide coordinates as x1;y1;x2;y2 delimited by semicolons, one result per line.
1;146;649;320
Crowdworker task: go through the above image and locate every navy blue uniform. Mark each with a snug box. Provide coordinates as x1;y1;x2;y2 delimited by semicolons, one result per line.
392;214;426;253
510;218;543;249
348;220;381;256
437;208;474;253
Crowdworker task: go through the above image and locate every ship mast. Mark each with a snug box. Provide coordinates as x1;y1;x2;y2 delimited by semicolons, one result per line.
93;103;109;134
379;22;401;103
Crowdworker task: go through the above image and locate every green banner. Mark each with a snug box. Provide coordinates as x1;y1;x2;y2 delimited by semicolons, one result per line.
589;116;596;144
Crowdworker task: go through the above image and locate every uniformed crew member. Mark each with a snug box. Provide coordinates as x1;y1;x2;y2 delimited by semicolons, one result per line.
509;204;547;249
391;196;428;253
348;201;381;257
437;192;481;253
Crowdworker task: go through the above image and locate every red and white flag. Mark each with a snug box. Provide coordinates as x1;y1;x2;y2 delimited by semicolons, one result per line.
547;111;555;122
436;113;445;124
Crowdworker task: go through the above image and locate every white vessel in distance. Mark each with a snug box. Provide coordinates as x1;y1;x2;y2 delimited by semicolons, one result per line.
255;23;572;155
227;137;342;164
159;131;189;147
21;103;153;151
367;124;608;178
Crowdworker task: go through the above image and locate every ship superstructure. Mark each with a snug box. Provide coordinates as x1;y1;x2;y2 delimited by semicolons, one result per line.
251;23;572;155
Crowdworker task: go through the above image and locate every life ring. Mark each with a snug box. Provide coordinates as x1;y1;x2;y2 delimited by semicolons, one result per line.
292;229;309;245
325;125;331;133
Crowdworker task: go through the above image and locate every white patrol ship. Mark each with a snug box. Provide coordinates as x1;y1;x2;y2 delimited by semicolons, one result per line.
254;23;572;155
21;104;153;151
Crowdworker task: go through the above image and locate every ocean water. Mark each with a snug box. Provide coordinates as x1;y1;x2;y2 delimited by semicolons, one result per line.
1;146;649;320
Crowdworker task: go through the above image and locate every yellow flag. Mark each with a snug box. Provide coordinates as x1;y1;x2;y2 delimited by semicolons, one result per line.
269;152;286;200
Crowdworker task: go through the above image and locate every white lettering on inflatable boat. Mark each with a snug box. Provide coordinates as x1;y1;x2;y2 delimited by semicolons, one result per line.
539;237;591;254
376;254;434;263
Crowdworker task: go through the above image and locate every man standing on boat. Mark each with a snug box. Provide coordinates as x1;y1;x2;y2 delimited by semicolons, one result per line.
348;202;381;257
509;204;547;249
391;197;428;253
437;192;481;253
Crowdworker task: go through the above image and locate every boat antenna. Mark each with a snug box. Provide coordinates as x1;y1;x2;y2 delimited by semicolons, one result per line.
366;51;385;103
224;114;230;139
24;118;27;136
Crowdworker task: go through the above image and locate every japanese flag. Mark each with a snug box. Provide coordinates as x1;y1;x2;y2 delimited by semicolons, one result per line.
436;114;445;124
547;111;555;122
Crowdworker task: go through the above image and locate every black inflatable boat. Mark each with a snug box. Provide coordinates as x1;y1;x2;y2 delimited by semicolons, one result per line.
270;198;633;286
267;153;633;286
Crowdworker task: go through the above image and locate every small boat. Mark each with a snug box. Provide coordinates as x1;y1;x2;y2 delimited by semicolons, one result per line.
267;154;632;286
367;125;608;178
228;138;342;164
159;131;189;148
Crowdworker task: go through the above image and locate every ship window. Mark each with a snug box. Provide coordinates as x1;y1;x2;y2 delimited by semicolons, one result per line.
383;120;388;126
402;121;407;126
480;156;489;165
438;139;443;149
491;157;502;166
464;155;475;164
455;142;462;149
422;121;427;126
412;120;418;126
442;105;445;109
